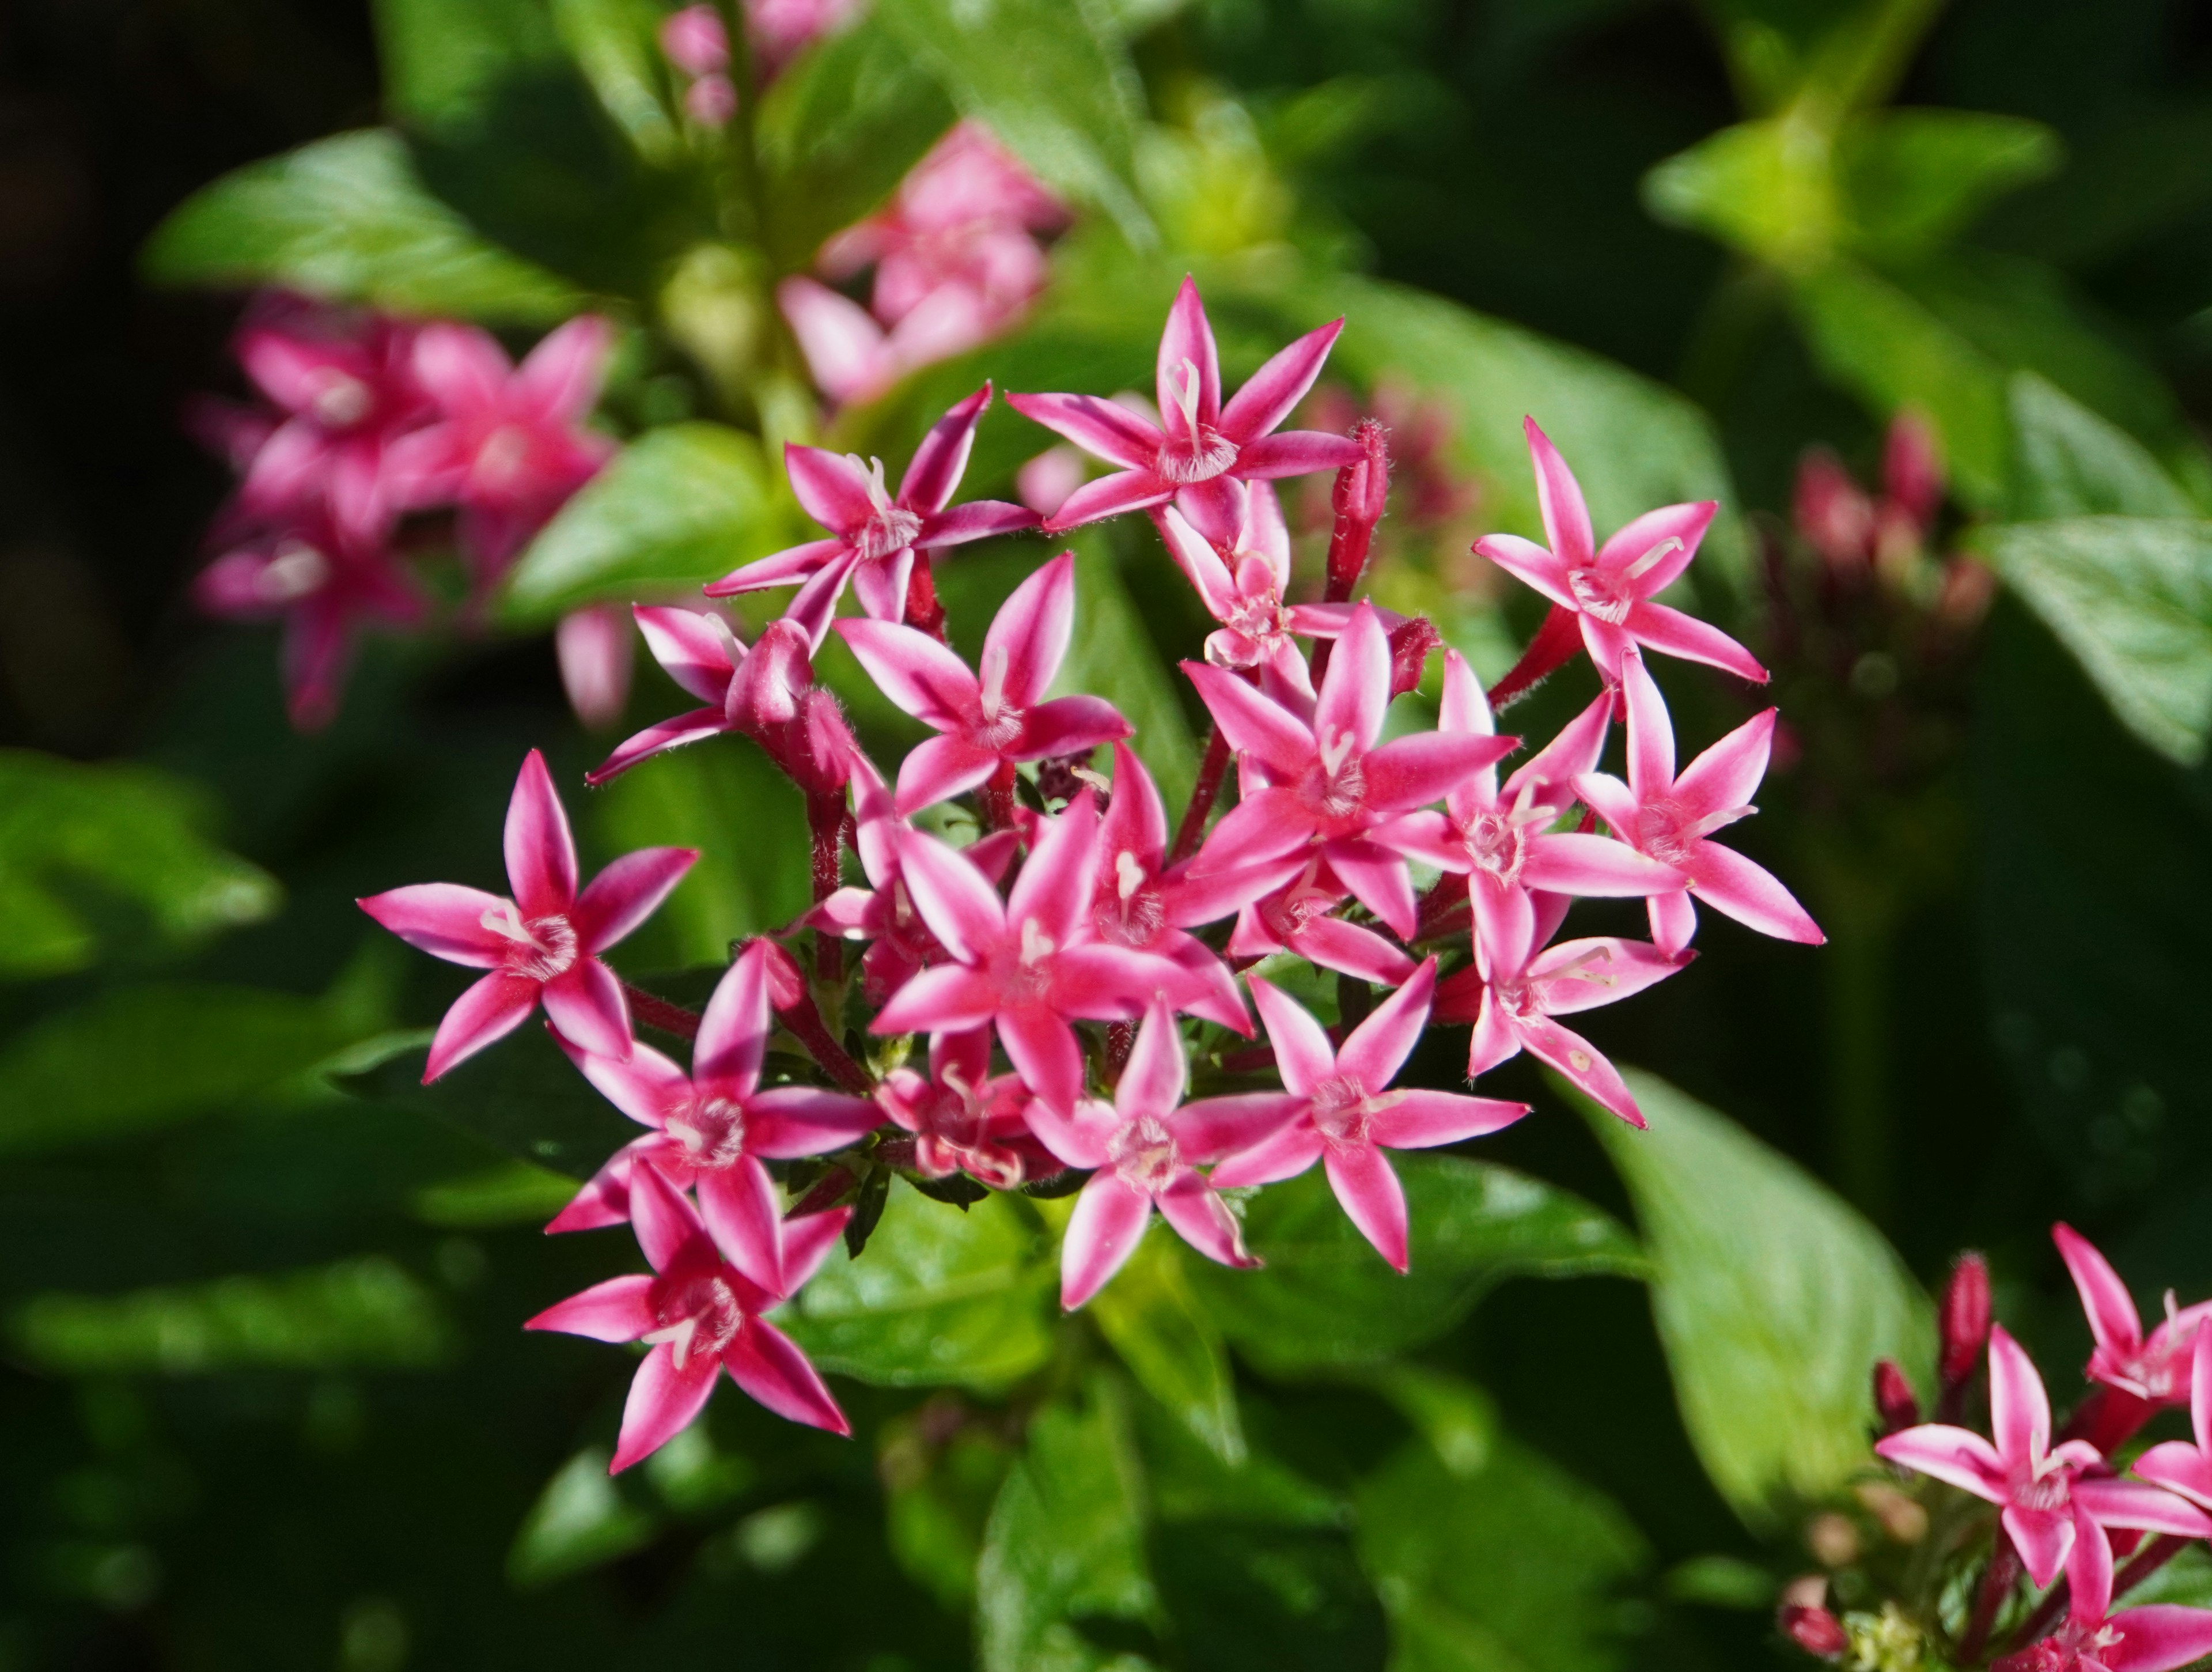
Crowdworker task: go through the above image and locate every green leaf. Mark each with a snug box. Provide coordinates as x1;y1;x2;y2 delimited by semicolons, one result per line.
1836;110;2061;257
2006;372;2196;521
411;1159;581;1228
141;130;585;323
1641;116;1840;273
975;1377;1162;1672
883;1414;1016;1609
0;985;365;1159
11;1255;454;1374
1356;1416;1647;1672
777;1179;1055;1390
874;0;1153;247
1185;1156;1644;1376
1981;517;2212;766
1089;1232;1241;1464
0;751;279;981
507;1448;660;1588
1131;1395;1345;1530
551;0;684;164
1055;529;1196;813
1579;1069;1930;1529
376;0;563;131
501;423;786;622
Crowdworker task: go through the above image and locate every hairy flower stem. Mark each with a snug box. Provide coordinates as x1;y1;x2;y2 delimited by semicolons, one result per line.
1959;1538;2022;1664
619;979;702;1041
981;760;1020;833
808;789;846;984
1170;722;1233;864
2005;1534;2191;1655
1104;1020;1135;1085
903;555;951;646
1486;603;1583;709
773;983;876;1096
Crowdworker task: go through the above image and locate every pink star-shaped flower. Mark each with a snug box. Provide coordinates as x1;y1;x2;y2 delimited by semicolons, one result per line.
542;943;879;1291
835;549;1131;816
1185;602;1516;939
875;1027;1051;1190
1153;483;1340;690
1876;1325;2211;1587
1210;960;1528;1272
870;792;1195;1111
1225;857;1414;987
1009;275;1363;534
1573;647;1823;955
527;1166;850;1469
2056;1222;2212;1408
705;385;1037;631
358;750;696;1079
2135;1329;2212;1514
1476;417;1763;684
1026;1001;1291;1308
1994;1506;2212;1672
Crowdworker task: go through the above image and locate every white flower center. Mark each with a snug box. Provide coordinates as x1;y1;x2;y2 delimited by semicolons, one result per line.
1108;1112;1180;1193
480;901;579;981
664;1095;748;1168
260;540;330;603
309;372;372;429
642;1272;743;1369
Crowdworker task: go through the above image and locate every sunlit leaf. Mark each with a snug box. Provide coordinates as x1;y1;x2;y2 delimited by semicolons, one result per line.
507;1448;660;1587
1090;1233;1241;1463
2007;372;2196;522
551;0;684;164
411;1159;581;1228
376;0;563;131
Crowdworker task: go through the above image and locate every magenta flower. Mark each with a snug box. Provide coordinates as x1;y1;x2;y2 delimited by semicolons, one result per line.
1475;417;1764;684
1184;603;1516;939
556;603;635;730
1154;484;1339;689
704;384;1036;630
1009;276;1364;534
781;276;1007;408
744;0;860;81
392;315;616;584
870;793;1195;1111
1573;648;1822;955
544;943;878;1291
2135;1330;2212;1511
358;750;696;1080
874;1028;1048;1189
660;4;727;75
1995;1508;2212;1672
1225;857;1415;987
1210;961;1528;1272
835;550;1131;816
1875;1325;2211;1587
1026;1001;1290;1309
528;1167;850;1466
2055;1222;2212;1406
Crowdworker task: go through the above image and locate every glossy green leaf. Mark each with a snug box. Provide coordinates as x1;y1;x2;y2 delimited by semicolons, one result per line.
883;1414;1016;1610
1132;1394;1345;1530
1581;1069;1930;1529
501;423;786;622
1642;116;1839;273
2007;372;2196;522
507;1449;660;1588
141;130;585;323
1089;1233;1241;1464
12;1256;454;1373
777;1179;1055;1390
0;751;278;980
1186;1156;1644;1375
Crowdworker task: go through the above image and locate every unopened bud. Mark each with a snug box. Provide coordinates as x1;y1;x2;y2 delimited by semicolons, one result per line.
1387;616;1442;697
1941;1253;1991;1391
1779;1605;1850;1661
1792;448;1876;573
555;603;635;731
1872;1359;1920;1436
660;4;730;76
1324;420;1391;597
1934;556;1995;634
1881;410;1944;536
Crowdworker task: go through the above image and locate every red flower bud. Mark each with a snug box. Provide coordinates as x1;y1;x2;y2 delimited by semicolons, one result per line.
1779;1605;1850;1660
1941;1253;1992;1390
1387;616;1442;698
1881;410;1944;535
1873;1358;1921;1435
1324;419;1391;598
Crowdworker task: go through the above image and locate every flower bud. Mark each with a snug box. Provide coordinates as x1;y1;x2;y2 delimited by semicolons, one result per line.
1779;1605;1850;1661
1792;448;1874;573
751;937;808;1012
1872;1358;1920;1436
1387;616;1442;698
1941;1252;1992;1391
1881;410;1944;536
555;603;635;731
1324;419;1390;596
660;5;730;76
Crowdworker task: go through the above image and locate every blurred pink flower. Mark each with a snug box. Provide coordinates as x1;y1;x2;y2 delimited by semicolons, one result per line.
556;602;635;729
1995;1509;2212;1672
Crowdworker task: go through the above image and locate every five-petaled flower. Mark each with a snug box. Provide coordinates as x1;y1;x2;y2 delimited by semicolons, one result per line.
2135;1328;2212;1514
527;1167;850;1470
1993;1506;2212;1672
358;750;696;1080
2055;1221;2212;1409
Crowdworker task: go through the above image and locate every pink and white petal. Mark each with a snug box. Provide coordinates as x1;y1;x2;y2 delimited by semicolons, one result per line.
633;604;740;701
1218;318;1344;444
1187;788;1315;877
697;1156;786;1295
1370;808;1462;871
558;1030;688;1128
2075;1478;2212;1538
1467;989;1522;1079
1469;872;1537;979
1290;916;1419;987
505;750;579;916
357;882;515;967
783;444;878;534
1369;1088;1529;1149
514;313;613;422
894;735;1001;816
1624;600;1769;683
1005;392;1160;471
1686;844;1824;945
1872;1424;2008;1499
1473;533;1575;610
1517;1014;1646;1129
695;941;773;1100
1156;505;1240;619
612;1342;721;1471
984;550;1077;709
749;1086;882;1156
1006;792;1103;947
1364;731;1521;814
585;710;731;787
778;1206;853;1297
702;536;851;597
2109;1607;2212;1672
411;321;510;414
872;963;1003;1035
1232;430;1365;480
1325;1143;1411;1272
849;547;915;623
1315;602;1391;754
1674;710;1777;823
724;1320;850;1435
899;383;990;513
573;846;698;952
1649;889;1699;956
1061;1172;1154;1309
424;973;541;1082
1054;943;1190;1019
2054;1222;2145;1360
2005;1503;2075;1590
1248;975;1338;1098
2069;1506;2116;1628
1616;649;1675;797
1155;275;1222;441
627;1164;706;1272
525;1272;657;1341
1593;498;1715;596
1162;937;1253;1035
1156;1173;1259;1269
2135;1443;2212;1511
1532;936;1688;1015
1522;418;1595;569
1506;690;1616;806
1988;1324;2051;1471
1522;833;1683;898
1025;1094;1116;1171
1104;740;1169;867
918;499;1040;548
545;1141;649;1234
1572;772;1644;842
1171;1092;1304;1163
1338;958;1438;1091
997;1009;1086;1113
1208;1116;1324;1189
1325;839;1418;941
1162;852;1306;927
834;618;978;730
1114;1001;1189;1125
542;958;634;1062
1181;663;1316;780
1016;695;1133;760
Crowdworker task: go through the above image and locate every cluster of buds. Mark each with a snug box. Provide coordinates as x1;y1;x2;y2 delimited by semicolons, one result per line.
188;294;616;729
359;277;1824;1470
1785;1229;2212;1671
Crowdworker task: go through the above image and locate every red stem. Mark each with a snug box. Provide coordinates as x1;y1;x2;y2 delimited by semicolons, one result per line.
620;980;702;1041
772;985;875;1096
807;789;845;985
981;759;1020;833
1169;722;1233;864
1959;1537;2021;1664
2059;1386;2155;1454
1486;603;1584;709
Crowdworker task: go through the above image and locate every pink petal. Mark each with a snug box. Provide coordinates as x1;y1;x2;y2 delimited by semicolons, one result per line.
748;1086;881;1156
1182;664;1316;780
918;499;1039;548
703;535;851;597
1054;943;1189;1019
1675;710;1777;823
1624;600;1769;683
1207;1115;1324;1188
695;941;774;1096
1004;392;1160;471
573;846;697;952
1219;318;1344;444
1164;935;1252;1034
1649;888;1698;956
1024;1095;1114;1171
1506;690;1616;807
899;382;990;514
1619;649;1675;800
515;314;613;422
2110;1607;2212;1672
1468;871;1537;979
1171;1091;1302;1163
1007;792;1101;947
544;1140;646;1234
998;1007;1086;1112
1156;1172;1258;1269
2136;1442;2212;1511
627;1164;704;1272
834;618;978;731
1232;430;1365;479
1323;838;1417;941
1060;1172;1154;1309
611;1342;721;1471
1516;1012;1646;1129
778;1207;853;1297
1364;731;1521;814
893;735;999;816
1040;464;1182;528
1873;1424;2008;1500
425;973;540;1081
2054;1222;2145;1360
2075;1478;2212;1538
2070;1506;2116;1628
1191;790;1315;875
558;1031;688;1128
1289;914;1418;986
1593;498;1715;597
542;959;634;1061
633;604;740;702
1686;844;1825;945
1529;935;1687;1015
1523;418;1594;569
1370;809;1460;871
1522;833;1683;898
1156;504;1240;619
1988;1325;2051;1472
1113;1001;1187;1124
412;321;509;414
585;710;730;786
1467;986;1521;1079
985;550;1075;710
1315;602;1390;754
872;963;1002;1034
2195;1327;2212;1452
524;1273;654;1341
357;883;514;967
784;444;877;534
696;1156;785;1294
1248;975;1337;1098
887;833;1003;967
1016;694;1131;759
2005;1503;2074;1590
1474;532;1575;610
1155;275;1222;444
849;547;915;623
1336;957;1436;1091
505;750;579;916
724;1319;850;1435
1369;1088;1529;1149
1324;1143;1410;1271
1104;740;1168;867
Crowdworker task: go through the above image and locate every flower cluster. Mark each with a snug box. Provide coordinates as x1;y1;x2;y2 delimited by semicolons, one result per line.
359;278;1822;1470
1785;1229;2212;1672
189;294;615;729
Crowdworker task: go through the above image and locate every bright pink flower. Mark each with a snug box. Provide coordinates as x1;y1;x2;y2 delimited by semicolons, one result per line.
1875;1326;2211;1587
835;550;1131;816
1027;1001;1287;1308
2135;1329;2212;1511
1434;902;1685;1130
1388;650;1680;971
556;602;635;730
393;315;616;584
1794;412;1945;576
1994;1507;2212;1672
527;1167;850;1465
358;750;696;1080
875;1028;1049;1189
1225;857;1415;987
1009;276;1363;534
684;73;738;125
544;944;878;1291
704;385;1036;629
1210;962;1528;1271
1942;1251;1995;1390
1475;417;1763;684
1153;482;1353;691
659;5;728;75
2055;1223;2212;1406
1184;603;1516;939
779;275;1010;408
194;506;426;731
870;792;1195;1111
1574;647;1822;955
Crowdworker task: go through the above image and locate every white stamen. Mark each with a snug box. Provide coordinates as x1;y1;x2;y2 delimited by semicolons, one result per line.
642;1316;700;1370
1172;358;1203;436
1319;725;1356;777
1624;536;1684;583
979;644;1010;720
260;540;330;603
480;900;532;944
1115;849;1146;902
1691;802;1757;838
847;454;896;517
1019;917;1055;966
